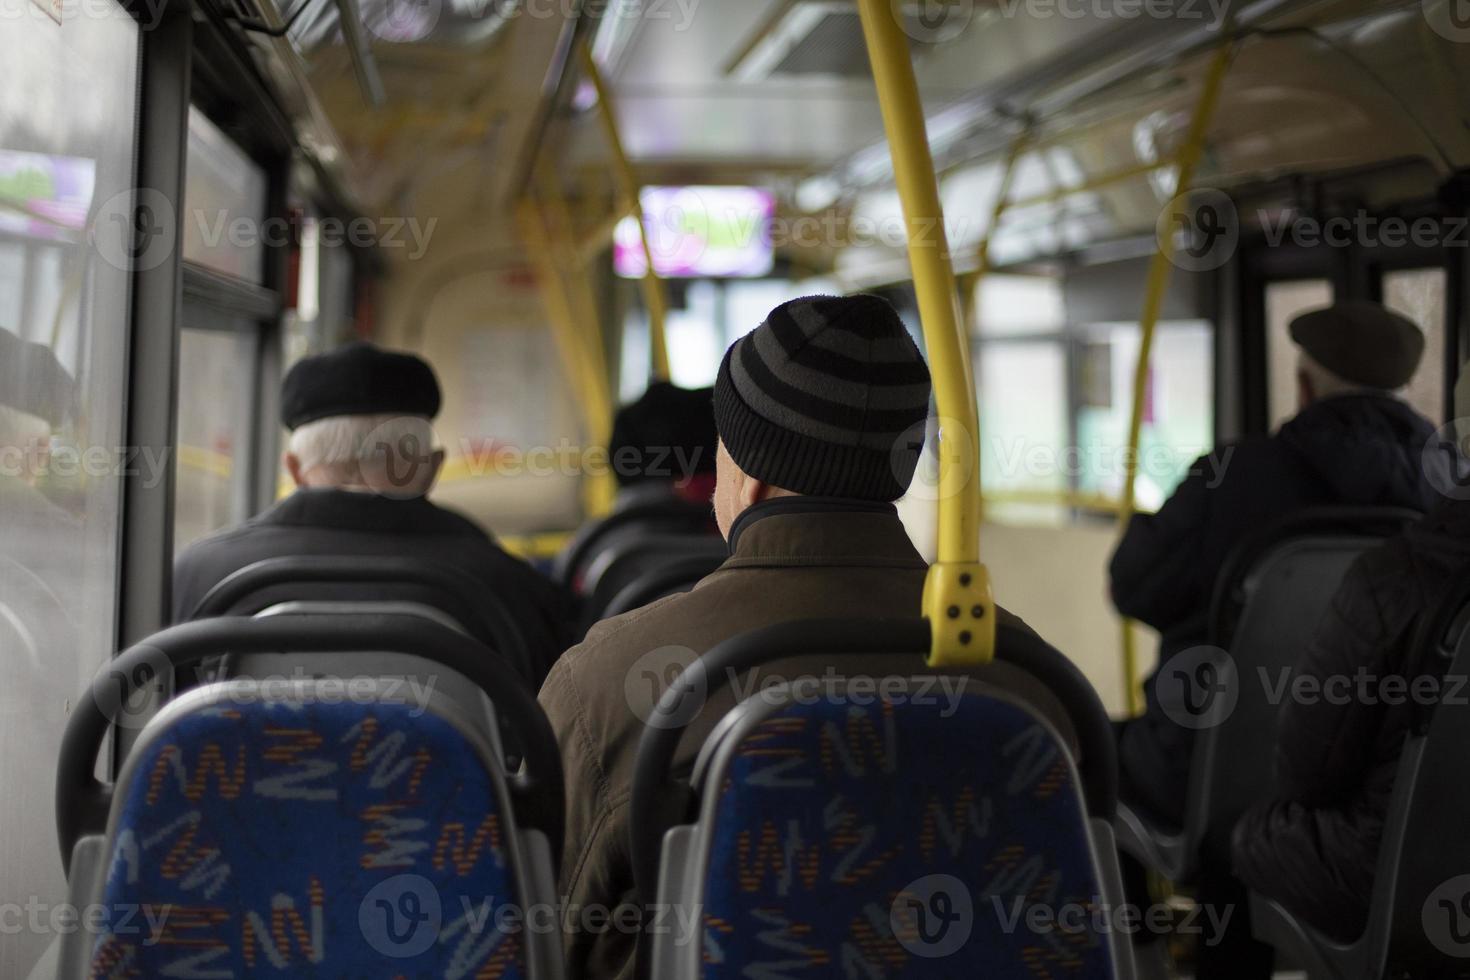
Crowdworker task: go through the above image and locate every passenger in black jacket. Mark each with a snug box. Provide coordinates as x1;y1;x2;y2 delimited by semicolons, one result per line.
173;343;571;683
1231;419;1470;942
1111;302;1442;829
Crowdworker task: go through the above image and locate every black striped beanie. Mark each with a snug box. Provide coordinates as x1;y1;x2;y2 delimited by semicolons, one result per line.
713;294;932;501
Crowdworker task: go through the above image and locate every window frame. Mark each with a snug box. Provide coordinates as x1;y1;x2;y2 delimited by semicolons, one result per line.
1236;205;1462;433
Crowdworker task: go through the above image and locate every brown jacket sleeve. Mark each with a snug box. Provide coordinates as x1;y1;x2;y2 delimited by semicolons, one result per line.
538;627;642;980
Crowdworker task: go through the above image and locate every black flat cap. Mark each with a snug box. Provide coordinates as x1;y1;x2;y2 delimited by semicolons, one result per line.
281;341;441;430
0;328;76;425
1289;301;1425;390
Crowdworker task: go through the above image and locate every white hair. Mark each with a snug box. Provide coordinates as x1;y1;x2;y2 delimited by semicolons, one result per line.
288;413;437;480
1297;351;1371;402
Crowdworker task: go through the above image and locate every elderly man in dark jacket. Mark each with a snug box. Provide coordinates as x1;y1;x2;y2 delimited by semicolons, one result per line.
538;295;1049;980
1111;302;1443;830
1231;394;1470;942
173;342;571;682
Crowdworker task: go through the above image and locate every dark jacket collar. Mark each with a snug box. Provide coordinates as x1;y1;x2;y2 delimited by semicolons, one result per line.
723;496;925;569
256;488;477;537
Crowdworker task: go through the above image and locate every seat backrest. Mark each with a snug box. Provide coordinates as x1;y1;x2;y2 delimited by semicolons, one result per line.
82;679;558;979
1188;535;1384;852
631;618;1125;979
187;556;537;685
596;550;729;622
1383;580;1470;972
553;496;717;589
580;535;728;629
653;678;1122;979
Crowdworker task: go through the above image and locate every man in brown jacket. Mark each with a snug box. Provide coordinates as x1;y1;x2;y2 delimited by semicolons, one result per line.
539;294;1038;980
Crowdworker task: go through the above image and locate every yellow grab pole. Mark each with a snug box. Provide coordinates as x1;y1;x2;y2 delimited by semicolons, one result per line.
517;198;617;515
579;42;671;383
972;128;1030;281
1117;42;1234;714
540;173;615;411
962;126;1029;418
857;0;993;666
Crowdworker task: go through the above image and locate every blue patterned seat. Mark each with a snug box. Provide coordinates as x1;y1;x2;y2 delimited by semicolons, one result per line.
654;681;1124;978
78;681;553;979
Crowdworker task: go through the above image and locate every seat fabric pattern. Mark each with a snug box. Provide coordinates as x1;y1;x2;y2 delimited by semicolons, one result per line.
88;697;525;979
700;692;1111;978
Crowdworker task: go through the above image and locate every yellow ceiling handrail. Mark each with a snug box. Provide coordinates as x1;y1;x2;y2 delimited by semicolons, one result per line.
579;42;671;384
856;0;993;667
1116;41;1237;715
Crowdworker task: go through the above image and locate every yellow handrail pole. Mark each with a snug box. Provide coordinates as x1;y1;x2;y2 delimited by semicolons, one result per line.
971;128;1030;282
856;0;993;666
961;126;1029;417
544;190;620;517
579;42;671;383
1117;41;1234;714
540;172;616;424
517;198;616;515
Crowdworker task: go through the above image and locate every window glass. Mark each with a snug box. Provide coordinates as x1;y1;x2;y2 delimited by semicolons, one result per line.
0;243;25;331
977;341;1069;523
618;277;841;401
1266;278;1333;429
182;109;268;284
666;280;722;389
1074;321;1214;512
973;274;1065;337
174;323;257;551
1382;267;1446;424
0;10;139;976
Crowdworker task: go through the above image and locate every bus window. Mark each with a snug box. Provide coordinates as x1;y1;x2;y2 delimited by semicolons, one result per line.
618;277;840;399
978;341;1069;523
0;9;140;977
1266;279;1334;429
181;109;268;284
172;109;274;548
1075;320;1213;513
1382;267;1447;424
174;323;257;550
974;275;1069;523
